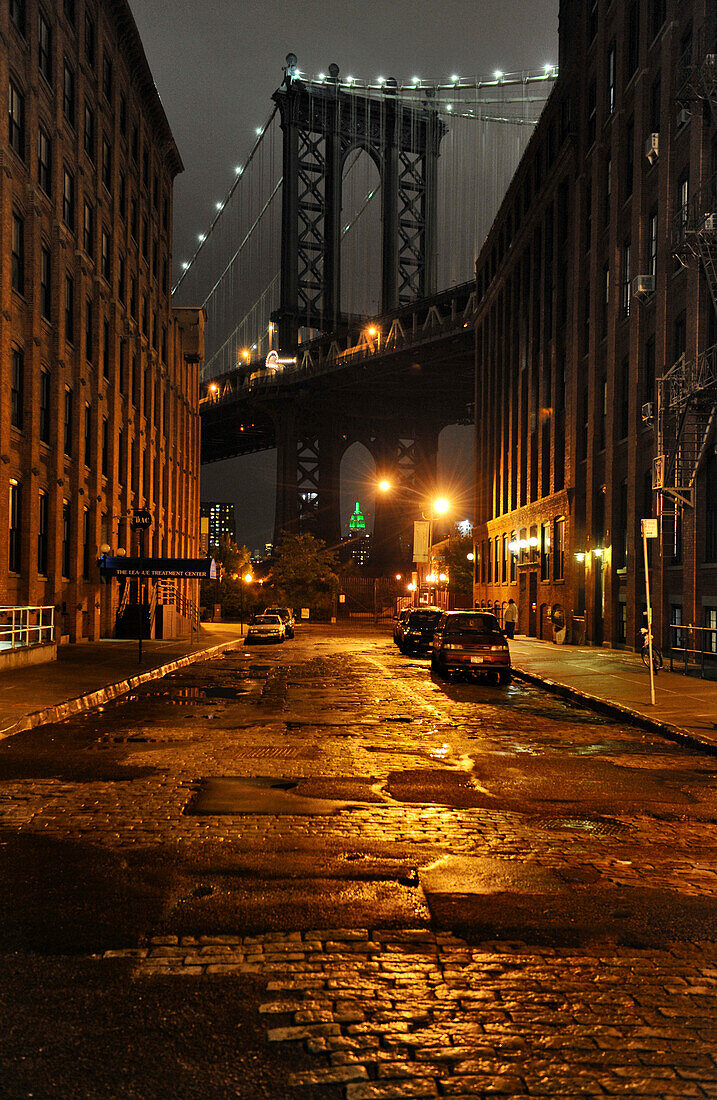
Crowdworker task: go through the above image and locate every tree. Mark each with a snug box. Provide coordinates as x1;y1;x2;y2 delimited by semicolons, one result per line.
442;534;474;606
200;536;254;617
268;532;339;614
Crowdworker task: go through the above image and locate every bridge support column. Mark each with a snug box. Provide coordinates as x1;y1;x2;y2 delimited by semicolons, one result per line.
274;406;343;550
273;407;299;544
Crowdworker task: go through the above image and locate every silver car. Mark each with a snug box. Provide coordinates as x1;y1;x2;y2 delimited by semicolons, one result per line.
245;614;285;644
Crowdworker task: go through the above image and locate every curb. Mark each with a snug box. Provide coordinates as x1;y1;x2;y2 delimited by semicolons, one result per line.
0;638;244;740
511;664;717;757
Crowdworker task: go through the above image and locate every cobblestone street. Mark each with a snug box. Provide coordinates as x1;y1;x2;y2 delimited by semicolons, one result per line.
2;625;717;1097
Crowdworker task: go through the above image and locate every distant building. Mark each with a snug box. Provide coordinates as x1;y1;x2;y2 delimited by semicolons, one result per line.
343;501;372;566
0;0;204;642
201;502;236;548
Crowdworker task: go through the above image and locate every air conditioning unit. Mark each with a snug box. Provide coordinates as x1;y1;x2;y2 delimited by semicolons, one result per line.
677;108;691;127
645;133;659;163
642;402;655;424
633;274;655;298
703;213;717;232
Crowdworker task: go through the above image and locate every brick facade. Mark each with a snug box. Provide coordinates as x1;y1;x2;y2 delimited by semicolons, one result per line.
473;0;717;652
1;0;203;641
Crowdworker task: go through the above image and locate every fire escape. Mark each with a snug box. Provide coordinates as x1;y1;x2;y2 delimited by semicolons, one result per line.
655;20;717;510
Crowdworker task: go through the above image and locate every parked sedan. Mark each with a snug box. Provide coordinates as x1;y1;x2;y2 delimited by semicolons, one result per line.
264;606;295;638
393;608;412;646
245;614;286;644
399;608;443;655
431;610;511;683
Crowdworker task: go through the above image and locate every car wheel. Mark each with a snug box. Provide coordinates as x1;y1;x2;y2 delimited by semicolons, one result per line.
498;669;512;685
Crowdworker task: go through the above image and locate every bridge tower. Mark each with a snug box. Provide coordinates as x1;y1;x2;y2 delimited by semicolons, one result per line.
271;57;447;560
272;55;445;350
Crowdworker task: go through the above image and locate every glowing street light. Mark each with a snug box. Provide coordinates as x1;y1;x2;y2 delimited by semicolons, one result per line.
378;479;391;492
433;497;450;515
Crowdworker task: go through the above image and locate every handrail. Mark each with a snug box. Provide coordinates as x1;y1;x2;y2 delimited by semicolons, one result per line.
0;605;55;650
668;623;717;678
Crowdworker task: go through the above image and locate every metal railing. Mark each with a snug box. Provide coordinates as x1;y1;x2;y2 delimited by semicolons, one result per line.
668;623;717;678
0;606;55;651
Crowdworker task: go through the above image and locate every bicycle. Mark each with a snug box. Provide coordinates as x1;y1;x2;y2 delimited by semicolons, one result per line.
640;627;663;673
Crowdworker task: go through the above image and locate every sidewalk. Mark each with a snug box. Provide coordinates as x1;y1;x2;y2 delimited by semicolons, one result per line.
0;623;245;739
509;636;717;753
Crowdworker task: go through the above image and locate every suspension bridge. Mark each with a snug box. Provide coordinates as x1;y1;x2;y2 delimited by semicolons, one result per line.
173;56;556;563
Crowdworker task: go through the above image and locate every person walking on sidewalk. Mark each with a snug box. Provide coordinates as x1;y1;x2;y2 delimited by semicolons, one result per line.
504;599;518;639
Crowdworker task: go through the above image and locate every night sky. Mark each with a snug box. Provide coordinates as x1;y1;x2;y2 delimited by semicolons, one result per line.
130;0;560;553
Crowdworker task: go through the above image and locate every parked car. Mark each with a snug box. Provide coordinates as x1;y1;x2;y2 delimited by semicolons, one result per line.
431;610;511;683
393;608;412;646
264;606;295;638
399;608;443;655
245;614;285;644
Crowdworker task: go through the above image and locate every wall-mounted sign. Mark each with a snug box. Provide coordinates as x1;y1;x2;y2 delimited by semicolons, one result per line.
130;509;152;530
413;520;430;563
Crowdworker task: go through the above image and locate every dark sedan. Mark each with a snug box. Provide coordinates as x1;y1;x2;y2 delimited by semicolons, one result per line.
399;608;443;655
431;610;511;683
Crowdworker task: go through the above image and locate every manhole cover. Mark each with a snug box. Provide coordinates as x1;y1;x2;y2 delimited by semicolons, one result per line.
535;816;630;838
240;746;319;759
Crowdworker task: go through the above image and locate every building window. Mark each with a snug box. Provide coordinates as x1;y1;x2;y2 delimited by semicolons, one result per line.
119;93;127;136
65;273;74;344
85;297;93;361
62;500;71;578
540;521;551;580
9;80;25;158
586;76;596;147
38;10;52;82
130;276;137;319
607;41;616;115
102;417;109;476
622;240;631;317
620;356;630;439
102;136;112;190
119;340;127;393
11;213;24;295
35;134;52;205
118;255;126;303
705;608;717;656
617;600;627;644
9;481;22;574
678;171;689;231
142;145;149;187
510;531;517;582
131;123;139;163
38;490;48;575
103;319;110;379
102;55;113;101
671;604;684;651
644;335;656;403
82;507;91;579
119;171;127;219
10;0;26;36
626;1;640;79
84;403;91;466
602;263;610;337
83;200;94;255
11;348;24;430
624;118;634;199
130;196;137;239
84;10;95;65
62;63;75;127
63;168;75;229
39;369;51;444
84;102;95;160
617;479;628;568
648;210;658;281
101;229;111;281
39;245;51;321
554;517;565;580
64;385;73;455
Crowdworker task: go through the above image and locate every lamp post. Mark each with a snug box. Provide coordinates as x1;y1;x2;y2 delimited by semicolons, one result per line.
240;572;253;633
377;481;451;604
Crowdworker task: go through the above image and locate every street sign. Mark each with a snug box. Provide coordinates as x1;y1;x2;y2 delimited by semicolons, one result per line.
131;509;152;530
641;518;658;539
101;556;213;579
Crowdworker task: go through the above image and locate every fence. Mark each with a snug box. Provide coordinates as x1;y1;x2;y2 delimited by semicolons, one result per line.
0;606;55;650
668;623;717;678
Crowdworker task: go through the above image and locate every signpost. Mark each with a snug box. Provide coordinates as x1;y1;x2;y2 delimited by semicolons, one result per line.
130;511;152;664
641;517;658;705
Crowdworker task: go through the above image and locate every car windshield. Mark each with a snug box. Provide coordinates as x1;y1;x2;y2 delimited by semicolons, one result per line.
408;611;442;625
443;614;503;637
254;616;280;625
266;607;289;616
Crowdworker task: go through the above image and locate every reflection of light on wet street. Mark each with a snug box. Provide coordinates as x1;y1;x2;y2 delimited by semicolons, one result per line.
428;743;451;759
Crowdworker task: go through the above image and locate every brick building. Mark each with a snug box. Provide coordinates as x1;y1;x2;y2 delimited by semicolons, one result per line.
1;0;204;642
473;0;717;654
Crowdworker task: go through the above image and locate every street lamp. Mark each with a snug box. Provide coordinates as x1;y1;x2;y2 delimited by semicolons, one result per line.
240;572;253;633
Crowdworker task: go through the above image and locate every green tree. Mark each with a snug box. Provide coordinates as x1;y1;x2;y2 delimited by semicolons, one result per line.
442;534;474;606
269;532;339;615
201;536;254;617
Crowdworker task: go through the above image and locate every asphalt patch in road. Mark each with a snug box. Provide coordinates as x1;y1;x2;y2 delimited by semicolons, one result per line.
186;775;384;815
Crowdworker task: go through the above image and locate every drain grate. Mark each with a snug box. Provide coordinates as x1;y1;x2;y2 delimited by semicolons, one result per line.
239;746;317;759
535;816;631;838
